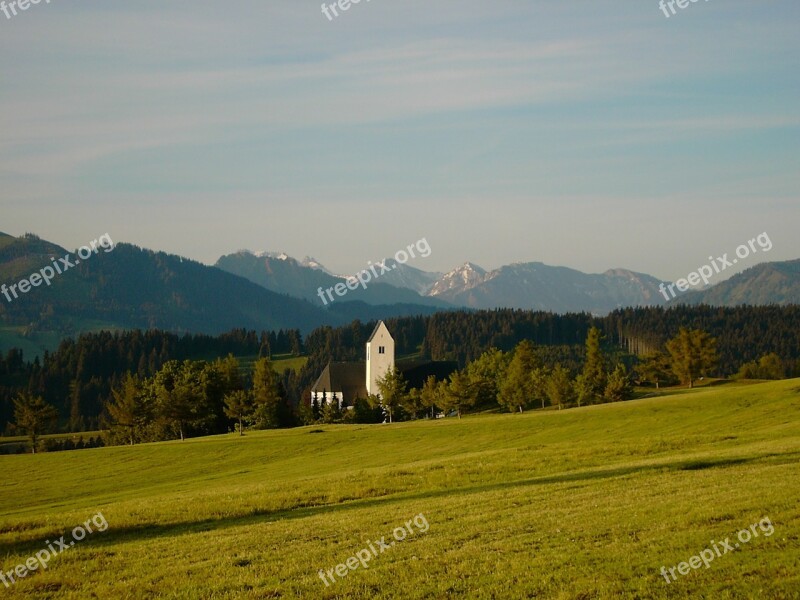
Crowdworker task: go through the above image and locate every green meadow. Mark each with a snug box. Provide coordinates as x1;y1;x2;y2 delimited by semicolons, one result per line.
1;380;798;599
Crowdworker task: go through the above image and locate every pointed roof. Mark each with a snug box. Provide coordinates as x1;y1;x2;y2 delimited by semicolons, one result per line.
311;362;368;399
367;320;392;343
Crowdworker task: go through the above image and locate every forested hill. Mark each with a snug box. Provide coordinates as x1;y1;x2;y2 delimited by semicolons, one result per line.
0;235;338;335
688;259;800;306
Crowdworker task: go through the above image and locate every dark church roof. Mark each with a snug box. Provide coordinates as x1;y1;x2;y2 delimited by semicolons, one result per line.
311;362;367;399
310;359;458;399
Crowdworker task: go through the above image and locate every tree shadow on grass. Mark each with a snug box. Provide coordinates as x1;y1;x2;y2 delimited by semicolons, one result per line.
2;448;799;560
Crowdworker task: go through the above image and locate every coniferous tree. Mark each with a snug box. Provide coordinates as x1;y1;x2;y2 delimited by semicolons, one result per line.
251;357;283;429
321;396;343;423
373;367;408;424
604;364;634;402
224;390;253;435
466;348;508;409
311;393;321;422
106;372;147;445
417;375;444;419
440;370;475;419
636;351;672;388
546;365;574;410
580;327;606;402
498;341;539;413
666;328;718;388
13;392;59;454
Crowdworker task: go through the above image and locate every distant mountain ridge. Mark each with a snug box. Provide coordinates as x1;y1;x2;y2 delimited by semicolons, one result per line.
0;234;340;338
687;259;800;306
3;232;799;355
427;261;669;314
215;251;448;307
215;248;800;315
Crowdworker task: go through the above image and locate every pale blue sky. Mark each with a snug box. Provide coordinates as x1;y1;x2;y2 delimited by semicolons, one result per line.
1;0;798;281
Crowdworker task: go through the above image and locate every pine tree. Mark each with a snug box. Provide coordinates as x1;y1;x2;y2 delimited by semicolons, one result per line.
498;341;539;412
440;370;475;419
223;390;253;435
666;328;718;388
581;327;606;402
418;375;443;418
251;357;283;429
466;348;508;409
546;365;574;410
321;396;343;423
604;364;633;402
311;393;321;422
374;367;408;423
13;392;59;454
637;352;672;388
106;372;146;445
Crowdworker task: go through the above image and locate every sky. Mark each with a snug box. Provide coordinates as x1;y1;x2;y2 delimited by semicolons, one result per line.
1;0;799;282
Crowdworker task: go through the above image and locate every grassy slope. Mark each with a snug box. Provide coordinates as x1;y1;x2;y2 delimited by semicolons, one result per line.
0;381;798;598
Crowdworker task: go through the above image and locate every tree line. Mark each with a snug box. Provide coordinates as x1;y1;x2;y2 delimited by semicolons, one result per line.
3;305;800;447
318;326;720;425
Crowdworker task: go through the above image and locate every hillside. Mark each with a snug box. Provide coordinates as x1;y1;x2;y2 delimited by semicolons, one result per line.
1;380;798;598
0;233;338;337
688;259;800;306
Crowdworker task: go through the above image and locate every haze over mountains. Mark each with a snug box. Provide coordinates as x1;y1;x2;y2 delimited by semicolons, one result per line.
2;232;800;353
216;251;672;314
215;248;800;313
215;251;447;308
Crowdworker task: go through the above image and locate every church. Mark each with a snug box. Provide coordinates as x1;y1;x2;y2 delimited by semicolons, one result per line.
310;321;457;408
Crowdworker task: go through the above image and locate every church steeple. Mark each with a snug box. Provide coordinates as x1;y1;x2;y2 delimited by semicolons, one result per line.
365;321;395;396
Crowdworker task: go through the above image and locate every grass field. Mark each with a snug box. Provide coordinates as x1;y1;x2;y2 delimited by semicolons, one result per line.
0;380;798;598
238;353;308;375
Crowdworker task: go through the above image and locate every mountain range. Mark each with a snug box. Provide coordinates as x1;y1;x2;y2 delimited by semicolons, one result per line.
214;248;800;314
2;232;799;354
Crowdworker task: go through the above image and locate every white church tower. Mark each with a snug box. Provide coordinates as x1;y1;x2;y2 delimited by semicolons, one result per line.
366;321;395;397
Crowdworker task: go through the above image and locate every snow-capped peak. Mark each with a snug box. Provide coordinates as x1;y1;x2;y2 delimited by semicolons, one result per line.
301;256;330;272
254;251;290;261
427;262;488;296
